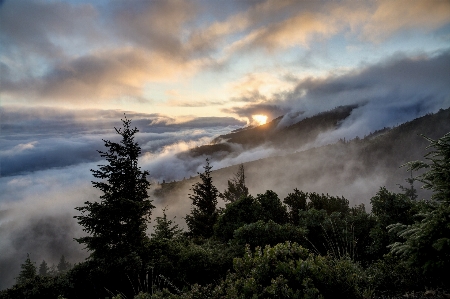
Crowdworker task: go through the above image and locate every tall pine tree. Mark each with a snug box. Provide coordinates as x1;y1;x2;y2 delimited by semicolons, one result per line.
74;116;154;266
16;254;36;285
38;260;49;277
185;158;219;238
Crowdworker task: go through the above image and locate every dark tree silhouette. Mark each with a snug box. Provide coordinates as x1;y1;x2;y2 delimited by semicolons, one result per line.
185;158;219;238
57;255;71;274
16;254;36;285
74;116;154;266
38;260;49;277
398;169;418;201
151;207;183;240
219;164;249;203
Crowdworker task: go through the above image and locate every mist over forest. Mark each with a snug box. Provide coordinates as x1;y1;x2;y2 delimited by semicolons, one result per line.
1;101;450;291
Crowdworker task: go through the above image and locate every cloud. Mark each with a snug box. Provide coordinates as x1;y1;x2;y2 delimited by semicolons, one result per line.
222;104;288;125
0;106;245;176
113;0;198;58
2;48;205;104
224;50;450;133
362;0;450;42
231;12;336;53
227;72;295;103
2;0;449;107
0;0;101;58
0;163;95;289
220;0;450;57
166;100;227;107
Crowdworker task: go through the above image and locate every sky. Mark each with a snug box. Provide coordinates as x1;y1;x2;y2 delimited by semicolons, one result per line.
1;0;450;290
1;0;450;123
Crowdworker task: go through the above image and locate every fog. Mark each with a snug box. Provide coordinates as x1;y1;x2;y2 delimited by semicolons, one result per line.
1;51;450;289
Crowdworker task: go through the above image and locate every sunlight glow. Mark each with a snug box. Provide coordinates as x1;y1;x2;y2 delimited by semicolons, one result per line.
252;114;268;126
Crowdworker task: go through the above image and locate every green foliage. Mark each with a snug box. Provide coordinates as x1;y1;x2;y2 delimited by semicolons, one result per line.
146;237;242;294
152;208;183;241
214;195;260;241
214;191;289;242
16;254;37;285
366;254;423;296
2;273;73;299
212;242;367;299
297;204;375;264
397;169;418;201
368;187;416;258
406;132;450;202
388;133;450;283
233;220;306;249
219;164;249;203
185;158;219;238
57;255;71;274
70;116;155;298
389;202;450;278
74;116;154;267
38;260;49;277
255;190;288;224
347;204;377;264
306;192;349;215
283;188;307;225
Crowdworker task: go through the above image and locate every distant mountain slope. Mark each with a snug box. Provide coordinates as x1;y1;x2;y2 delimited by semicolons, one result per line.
185;105;357;158
155;107;450;208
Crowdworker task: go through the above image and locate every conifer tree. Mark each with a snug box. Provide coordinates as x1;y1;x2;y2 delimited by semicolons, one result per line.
219;164;249;203
151;208;183;240
16;253;36;285
38;260;49;277
185;158;219;238
57;255;71;273
74;116;154;265
389;133;450;275
397;169;418;201
406;132;450;202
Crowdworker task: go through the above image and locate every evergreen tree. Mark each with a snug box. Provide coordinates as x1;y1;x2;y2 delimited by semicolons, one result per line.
38;260;49;277
398;169;418;201
185;158;219;238
151;208;183;240
405;132;450;202
219;164;249;203
16;253;36;285
389;133;450;277
74;116;154;265
57;255;71;273
283;188;307;225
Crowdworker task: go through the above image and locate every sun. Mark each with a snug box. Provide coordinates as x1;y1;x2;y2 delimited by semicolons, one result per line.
252;114;268;126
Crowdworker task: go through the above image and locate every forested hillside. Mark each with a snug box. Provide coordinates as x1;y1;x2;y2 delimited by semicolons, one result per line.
1;110;449;299
185;105;357;158
157;107;450;206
